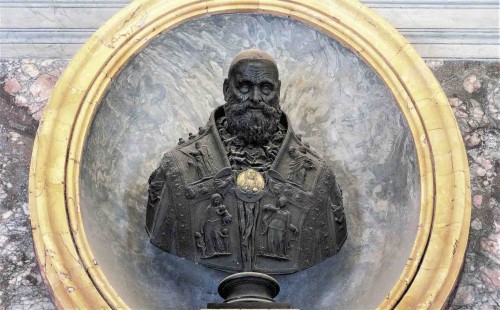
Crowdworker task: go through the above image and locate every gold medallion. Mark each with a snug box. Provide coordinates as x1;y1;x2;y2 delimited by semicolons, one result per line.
236;168;265;193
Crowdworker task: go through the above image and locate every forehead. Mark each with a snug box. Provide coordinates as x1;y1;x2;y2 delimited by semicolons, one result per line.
230;60;279;81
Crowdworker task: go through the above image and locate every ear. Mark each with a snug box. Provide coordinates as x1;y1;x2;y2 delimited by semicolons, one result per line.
223;79;229;101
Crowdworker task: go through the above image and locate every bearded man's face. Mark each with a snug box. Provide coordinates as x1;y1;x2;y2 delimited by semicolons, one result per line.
223;59;282;145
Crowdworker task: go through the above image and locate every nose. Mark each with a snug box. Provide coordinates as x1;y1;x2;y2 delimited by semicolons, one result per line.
250;86;261;104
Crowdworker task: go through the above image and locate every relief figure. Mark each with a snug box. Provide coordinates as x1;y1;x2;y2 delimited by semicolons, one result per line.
199;193;232;258
261;196;298;259
184;141;215;178
287;147;316;185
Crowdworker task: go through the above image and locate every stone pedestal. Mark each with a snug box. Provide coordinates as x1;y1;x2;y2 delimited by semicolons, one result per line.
206;273;291;309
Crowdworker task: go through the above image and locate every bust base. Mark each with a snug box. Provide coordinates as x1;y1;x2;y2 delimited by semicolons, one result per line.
207;272;291;309
206;301;291;309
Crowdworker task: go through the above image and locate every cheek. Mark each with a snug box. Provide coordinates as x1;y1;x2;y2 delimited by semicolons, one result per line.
264;92;279;103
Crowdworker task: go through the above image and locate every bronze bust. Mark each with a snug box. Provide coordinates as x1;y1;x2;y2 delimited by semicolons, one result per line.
146;49;347;275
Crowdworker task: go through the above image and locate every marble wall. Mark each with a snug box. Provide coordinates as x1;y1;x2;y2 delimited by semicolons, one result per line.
429;61;500;309
0;13;498;310
0;59;67;310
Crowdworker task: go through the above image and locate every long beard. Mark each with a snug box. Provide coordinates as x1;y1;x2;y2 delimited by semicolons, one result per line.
224;98;281;145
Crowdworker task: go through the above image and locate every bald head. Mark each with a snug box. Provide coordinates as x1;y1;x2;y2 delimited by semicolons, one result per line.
224;49;281;106
228;49;279;79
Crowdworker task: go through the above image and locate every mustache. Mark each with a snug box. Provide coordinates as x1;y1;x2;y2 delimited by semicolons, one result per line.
228;100;279;117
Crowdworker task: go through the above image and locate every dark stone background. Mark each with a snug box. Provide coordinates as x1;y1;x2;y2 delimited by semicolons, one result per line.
78;14;419;310
0;59;498;309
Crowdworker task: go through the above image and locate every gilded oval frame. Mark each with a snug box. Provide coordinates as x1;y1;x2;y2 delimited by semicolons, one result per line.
29;0;471;309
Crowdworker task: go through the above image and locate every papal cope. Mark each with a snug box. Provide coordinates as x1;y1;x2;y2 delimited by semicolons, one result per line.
146;49;347;274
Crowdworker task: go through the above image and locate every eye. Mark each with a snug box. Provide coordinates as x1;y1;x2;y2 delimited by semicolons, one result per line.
261;83;273;95
238;83;250;94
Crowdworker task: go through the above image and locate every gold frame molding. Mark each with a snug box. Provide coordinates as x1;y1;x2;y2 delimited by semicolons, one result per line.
29;0;471;309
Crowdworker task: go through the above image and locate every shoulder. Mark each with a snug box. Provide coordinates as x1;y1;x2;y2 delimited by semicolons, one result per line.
171;124;216;152
158;125;212;162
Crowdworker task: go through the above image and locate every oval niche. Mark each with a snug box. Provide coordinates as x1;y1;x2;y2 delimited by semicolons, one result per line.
79;13;420;310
